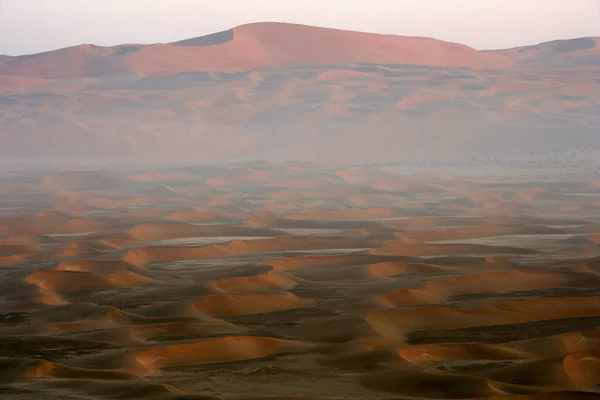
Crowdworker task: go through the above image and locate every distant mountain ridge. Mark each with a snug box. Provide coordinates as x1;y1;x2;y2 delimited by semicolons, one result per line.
0;22;599;163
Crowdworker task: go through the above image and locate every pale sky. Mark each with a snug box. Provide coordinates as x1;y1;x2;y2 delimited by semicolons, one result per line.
1;0;599;55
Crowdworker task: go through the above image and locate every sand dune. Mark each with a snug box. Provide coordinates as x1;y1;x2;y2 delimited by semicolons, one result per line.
394;215;586;229
362;367;497;398
288;207;401;221
396;224;566;243
124;237;379;267
26;270;153;291
191;293;313;317
0;358;135;384
369;261;457;278
492;392;600;400
0;23;510;79
371;242;536;257
480;357;573;388
212;268;300;293
127;223;281;241
399;342;533;366
380;289;442;307
60;241;111;257
165;210;242;222
285;315;377;343
563;349;600;387
57;259;138;273
367;297;600;339
3;167;600;398
132;336;309;373
65;320;239;346
422;270;597;298
0;234;56;247
1;28;598;163
265;254;393;272
246;217;380;230
14;378;182;399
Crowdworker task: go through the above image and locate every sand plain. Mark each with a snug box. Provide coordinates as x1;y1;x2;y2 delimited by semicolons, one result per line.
1;163;600;399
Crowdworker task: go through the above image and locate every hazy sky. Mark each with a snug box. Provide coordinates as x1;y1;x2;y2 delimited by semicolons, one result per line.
1;0;599;55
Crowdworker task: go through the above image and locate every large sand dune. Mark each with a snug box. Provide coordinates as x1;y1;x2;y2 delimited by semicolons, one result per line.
0;24;599;162
0;23;510;79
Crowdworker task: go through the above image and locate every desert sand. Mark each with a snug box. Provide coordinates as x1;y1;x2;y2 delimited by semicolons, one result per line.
0;23;599;163
1;164;600;399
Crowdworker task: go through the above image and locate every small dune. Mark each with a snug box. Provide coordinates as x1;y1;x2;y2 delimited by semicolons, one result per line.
396;224;565;243
480;358;573;388
399;342;533;366
124;237;379;267
191;293;313;317
246;217;379;230
361;367;496;398
0;234;54;247
288;207;400;220
563;349;600;387
380;289;442;307
212;269;300;293
165;210;242;222
132;336;309;373
423;270;597;299
371;243;536;257
60;241;106;257
0;358;135;384
369;261;456;278
57;259;139;273
367;297;600;339
127;223;280;241
265;254;388;272
26;270;153;291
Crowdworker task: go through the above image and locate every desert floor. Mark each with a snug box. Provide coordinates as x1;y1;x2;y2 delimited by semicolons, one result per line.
1;162;600;399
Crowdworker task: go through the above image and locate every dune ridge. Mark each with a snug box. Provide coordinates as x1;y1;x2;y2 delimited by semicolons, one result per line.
0;22;511;79
123;237;379;267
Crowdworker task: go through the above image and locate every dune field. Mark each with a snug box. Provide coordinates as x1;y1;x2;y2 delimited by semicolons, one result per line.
0;163;600;399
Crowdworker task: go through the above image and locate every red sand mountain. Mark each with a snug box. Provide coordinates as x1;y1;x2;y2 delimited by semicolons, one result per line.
0;22;511;78
0;22;599;163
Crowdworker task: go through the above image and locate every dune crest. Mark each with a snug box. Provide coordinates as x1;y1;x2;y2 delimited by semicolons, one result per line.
132;336;310;374
0;22;511;79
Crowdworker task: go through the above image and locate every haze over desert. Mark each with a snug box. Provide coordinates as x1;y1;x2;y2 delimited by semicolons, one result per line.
1;22;599;163
2;2;600;399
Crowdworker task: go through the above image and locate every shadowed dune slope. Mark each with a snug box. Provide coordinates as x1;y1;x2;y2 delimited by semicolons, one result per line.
26;270;153;291
132;336;310;373
367;297;600;339
191;293;314;317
